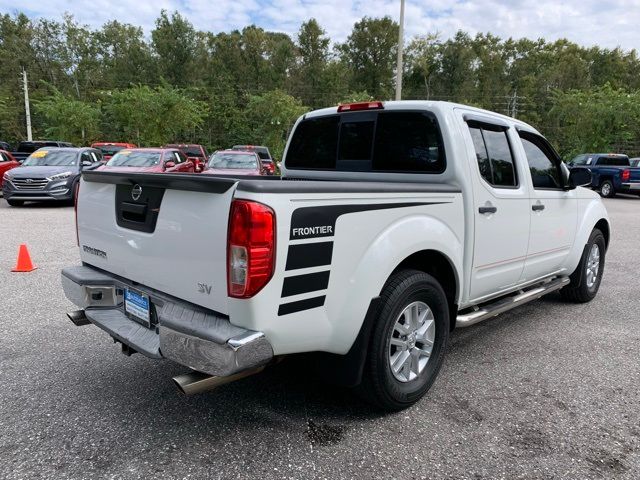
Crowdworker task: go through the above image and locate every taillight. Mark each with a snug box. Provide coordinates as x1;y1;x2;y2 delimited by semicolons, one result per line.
74;181;80;246
227;200;276;298
622;169;630;182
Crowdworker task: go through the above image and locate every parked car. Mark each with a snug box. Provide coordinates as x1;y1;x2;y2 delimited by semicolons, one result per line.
232;145;276;175
2;147;101;206
0;150;20;190
61;100;609;411
100;148;195;173
0;141;12;151
630;158;640;167
568;153;640;197
163;144;207;172
91;142;137;161
202;150;266;176
11;140;75;163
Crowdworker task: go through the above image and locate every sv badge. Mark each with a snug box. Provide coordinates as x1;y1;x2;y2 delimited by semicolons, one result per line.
197;283;212;295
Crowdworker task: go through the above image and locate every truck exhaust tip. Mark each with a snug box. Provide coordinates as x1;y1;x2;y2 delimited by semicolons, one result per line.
172;367;264;396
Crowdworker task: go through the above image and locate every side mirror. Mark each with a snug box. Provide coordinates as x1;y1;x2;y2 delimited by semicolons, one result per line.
164;161;176;169
81;160;92;167
568;167;592;189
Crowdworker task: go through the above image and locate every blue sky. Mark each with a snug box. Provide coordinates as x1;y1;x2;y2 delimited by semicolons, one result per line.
1;0;638;50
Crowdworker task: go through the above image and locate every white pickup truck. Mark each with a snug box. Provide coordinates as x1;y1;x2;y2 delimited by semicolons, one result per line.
61;101;609;410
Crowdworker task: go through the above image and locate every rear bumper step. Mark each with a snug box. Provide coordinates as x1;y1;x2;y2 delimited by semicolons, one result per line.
456;276;570;328
61;265;273;376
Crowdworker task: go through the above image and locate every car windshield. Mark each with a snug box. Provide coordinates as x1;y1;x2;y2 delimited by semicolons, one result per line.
95;145;128;156
107;151;161;167
209;153;257;169
23;150;77;166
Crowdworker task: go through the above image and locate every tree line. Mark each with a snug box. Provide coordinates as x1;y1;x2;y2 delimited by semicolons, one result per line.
1;11;639;159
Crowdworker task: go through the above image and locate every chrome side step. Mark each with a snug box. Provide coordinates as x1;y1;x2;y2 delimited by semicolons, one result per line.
456;276;570;328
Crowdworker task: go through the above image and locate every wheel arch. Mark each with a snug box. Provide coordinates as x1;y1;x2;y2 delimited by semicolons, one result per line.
594;218;610;250
391;249;459;331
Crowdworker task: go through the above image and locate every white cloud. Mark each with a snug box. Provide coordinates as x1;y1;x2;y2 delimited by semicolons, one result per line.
1;0;639;51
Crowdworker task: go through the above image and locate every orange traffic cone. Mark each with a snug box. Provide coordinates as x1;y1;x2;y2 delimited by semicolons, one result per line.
11;244;37;272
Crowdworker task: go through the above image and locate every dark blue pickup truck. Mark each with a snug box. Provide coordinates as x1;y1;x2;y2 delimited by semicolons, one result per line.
569;153;640;198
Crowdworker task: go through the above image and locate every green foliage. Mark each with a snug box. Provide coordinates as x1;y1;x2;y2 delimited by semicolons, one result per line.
237;90;309;160
549;85;640;159
1;11;640;158
35;88;101;144
104;85;208;146
338;16;399;100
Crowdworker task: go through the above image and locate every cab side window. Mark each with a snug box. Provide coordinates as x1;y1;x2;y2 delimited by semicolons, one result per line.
519;133;562;190
468;122;517;188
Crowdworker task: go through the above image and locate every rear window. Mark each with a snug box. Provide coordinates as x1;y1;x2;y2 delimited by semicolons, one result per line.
597;156;629;166
95;145;127;156
286;111;445;173
232;146;271;160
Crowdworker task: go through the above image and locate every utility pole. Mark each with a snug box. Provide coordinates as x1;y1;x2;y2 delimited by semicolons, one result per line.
22;68;32;141
395;0;406;101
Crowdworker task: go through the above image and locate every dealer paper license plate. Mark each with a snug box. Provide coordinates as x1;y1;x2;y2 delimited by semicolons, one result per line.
124;289;151;328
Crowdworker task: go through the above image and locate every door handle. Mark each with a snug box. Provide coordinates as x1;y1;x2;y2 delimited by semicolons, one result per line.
532;204;545;212
478;206;497;214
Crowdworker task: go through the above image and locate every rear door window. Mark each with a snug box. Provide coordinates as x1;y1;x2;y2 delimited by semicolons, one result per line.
286;110;445;173
468;122;517;188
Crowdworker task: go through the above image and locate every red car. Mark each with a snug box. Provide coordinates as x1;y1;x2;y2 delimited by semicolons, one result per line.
91;142;137;161
0;150;20;189
201;150;266;176
99;148;195;173
231;145;276;175
163;144;207;172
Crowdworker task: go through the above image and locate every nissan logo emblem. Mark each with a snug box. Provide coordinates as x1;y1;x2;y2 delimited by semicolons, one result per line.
131;184;143;201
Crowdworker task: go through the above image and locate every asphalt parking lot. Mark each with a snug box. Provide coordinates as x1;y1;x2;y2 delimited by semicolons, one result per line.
1;197;639;479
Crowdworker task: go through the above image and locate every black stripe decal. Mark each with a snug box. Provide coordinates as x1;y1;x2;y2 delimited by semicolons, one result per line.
290;202;447;240
278;296;326;316
281;271;330;297
285;242;333;271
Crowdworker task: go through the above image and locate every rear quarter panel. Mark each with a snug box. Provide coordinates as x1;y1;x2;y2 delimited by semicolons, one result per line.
230;190;464;355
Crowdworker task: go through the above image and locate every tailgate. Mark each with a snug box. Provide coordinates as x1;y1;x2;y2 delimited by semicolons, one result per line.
628;168;640;183
77;172;238;315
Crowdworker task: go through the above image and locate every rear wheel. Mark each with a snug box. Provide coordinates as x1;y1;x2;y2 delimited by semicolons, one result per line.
6;199;24;207
357;269;449;411
599;180;615;198
561;229;606;303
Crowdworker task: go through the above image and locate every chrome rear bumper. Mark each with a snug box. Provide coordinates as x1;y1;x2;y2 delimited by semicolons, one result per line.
61;265;273;376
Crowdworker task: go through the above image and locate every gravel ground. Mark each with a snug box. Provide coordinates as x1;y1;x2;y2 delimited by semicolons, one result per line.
0;196;638;479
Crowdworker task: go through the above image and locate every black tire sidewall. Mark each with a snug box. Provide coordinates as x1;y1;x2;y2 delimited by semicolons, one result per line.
581;230;606;298
600;180;614;198
369;271;449;408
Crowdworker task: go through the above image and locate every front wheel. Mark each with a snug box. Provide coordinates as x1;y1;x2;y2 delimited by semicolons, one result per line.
6;199;24;207
599;180;615;198
561;229;606;303
357;270;449;411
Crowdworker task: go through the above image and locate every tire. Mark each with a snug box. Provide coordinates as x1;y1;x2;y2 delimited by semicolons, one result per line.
357;269;449;411
560;229;606;303
599;180;615;198
6;199;24;207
